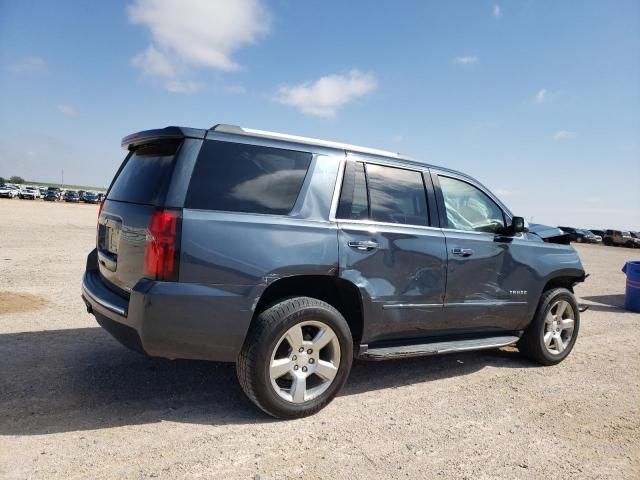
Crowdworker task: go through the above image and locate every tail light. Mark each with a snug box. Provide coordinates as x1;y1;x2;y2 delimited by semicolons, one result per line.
144;209;181;281
96;200;104;245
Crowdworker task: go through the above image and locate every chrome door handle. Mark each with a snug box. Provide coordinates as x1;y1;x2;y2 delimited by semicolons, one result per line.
451;247;474;257
348;240;378;251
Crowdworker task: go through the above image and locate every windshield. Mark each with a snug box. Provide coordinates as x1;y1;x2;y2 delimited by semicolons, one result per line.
622;231;631;236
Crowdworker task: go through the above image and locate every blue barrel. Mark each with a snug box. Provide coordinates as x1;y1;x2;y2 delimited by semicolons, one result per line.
622;261;640;313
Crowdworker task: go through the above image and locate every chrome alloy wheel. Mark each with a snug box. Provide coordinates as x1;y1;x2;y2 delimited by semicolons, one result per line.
269;321;341;403
544;299;575;355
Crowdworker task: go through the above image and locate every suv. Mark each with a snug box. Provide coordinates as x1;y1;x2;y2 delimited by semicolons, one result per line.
603;230;638;248
82;125;586;418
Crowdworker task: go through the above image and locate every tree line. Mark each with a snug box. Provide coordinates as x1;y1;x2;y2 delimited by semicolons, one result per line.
0;176;25;184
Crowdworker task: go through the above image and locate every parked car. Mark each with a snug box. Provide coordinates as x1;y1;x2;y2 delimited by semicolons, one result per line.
82;124;586;419
83;191;100;204
19;186;41;200
39;187;49;198
43;190;60;202
589;229;605;240
64;190;80;202
78;190;87;201
0;184;20;199
557;226;587;243
97;193;105;202
603;230;639;248
576;229;600;243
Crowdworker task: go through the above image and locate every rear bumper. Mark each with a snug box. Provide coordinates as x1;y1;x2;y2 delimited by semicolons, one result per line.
82;249;255;362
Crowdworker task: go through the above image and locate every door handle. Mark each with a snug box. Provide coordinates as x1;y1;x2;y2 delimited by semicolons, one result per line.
348;240;379;251
451;247;474;257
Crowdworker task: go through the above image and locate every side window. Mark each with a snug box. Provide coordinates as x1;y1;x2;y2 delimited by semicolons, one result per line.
366;164;429;226
336;162;368;220
438;175;505;233
185;140;312;215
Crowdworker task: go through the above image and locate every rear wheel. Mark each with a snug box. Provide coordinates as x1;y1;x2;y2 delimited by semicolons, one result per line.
518;288;579;365
237;297;353;419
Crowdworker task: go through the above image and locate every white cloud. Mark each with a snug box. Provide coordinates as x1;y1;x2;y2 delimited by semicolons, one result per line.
493;4;502;19
534;88;547;103
8;57;47;74
453;56;479;65
131;45;178;78
56;104;78;117
532;88;560;104
275;70;377;118
128;0;270;93
165;79;202;94
224;85;247;95
552;130;576;140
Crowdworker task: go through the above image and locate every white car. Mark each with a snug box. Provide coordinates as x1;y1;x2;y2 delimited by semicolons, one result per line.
0;185;20;199
20;187;40;200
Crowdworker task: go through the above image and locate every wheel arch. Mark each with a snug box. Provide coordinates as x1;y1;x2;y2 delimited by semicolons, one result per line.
252;275;365;345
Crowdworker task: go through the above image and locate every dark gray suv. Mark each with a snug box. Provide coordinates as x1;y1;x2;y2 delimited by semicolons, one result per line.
82;124;586;418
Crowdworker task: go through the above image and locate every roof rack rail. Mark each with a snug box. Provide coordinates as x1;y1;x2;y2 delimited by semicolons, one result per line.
209;123;405;159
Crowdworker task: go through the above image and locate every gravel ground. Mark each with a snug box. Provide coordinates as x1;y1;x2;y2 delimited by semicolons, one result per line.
0;199;638;479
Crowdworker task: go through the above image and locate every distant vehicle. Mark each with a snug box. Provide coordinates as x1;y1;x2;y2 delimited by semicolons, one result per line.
83;191;100;204
576;229;600;244
603;230;639;248
19;187;40;200
39;187;48;197
557;226;589;243
589;229;605;239
97;193;105;202
78;190;87;200
0;184;20;199
64;190;80;203
44;190;60;202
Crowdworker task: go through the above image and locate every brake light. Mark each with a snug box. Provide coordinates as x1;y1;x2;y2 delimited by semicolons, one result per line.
144;209;181;281
96;200;104;245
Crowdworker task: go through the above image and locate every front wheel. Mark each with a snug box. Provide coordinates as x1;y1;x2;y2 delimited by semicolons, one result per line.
518;288;580;366
237;297;353;419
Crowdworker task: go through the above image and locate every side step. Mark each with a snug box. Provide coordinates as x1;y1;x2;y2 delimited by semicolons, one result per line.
360;335;520;361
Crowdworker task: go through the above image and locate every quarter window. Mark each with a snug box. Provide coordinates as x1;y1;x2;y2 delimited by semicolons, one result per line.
438;175;505;233
185;140;312;215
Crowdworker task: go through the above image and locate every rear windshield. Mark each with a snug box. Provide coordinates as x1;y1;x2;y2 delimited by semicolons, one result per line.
107;141;181;205
185;140;312;215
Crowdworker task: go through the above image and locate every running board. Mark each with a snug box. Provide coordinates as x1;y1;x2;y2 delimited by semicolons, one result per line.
360;335;520;360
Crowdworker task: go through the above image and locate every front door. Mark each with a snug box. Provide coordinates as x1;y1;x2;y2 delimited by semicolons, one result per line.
335;158;447;345
433;172;532;333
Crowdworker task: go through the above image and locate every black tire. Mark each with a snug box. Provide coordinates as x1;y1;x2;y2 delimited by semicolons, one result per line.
518;288;580;366
237;297;353;419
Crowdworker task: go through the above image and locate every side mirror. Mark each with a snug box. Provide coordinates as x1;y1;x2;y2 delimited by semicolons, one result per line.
510;216;527;235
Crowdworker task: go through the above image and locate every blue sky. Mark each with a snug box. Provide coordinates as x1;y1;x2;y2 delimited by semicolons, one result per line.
1;0;638;230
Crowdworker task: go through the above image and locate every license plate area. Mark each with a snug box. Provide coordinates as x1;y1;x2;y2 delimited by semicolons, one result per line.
106;226;120;255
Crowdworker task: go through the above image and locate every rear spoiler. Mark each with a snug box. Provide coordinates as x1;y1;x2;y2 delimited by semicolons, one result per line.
121;126;207;150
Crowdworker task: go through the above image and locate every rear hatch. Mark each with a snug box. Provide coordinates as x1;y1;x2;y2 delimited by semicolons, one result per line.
97;140;182;294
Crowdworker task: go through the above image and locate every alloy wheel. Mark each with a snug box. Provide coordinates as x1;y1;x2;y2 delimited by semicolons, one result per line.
543;299;575;355
269;320;341;403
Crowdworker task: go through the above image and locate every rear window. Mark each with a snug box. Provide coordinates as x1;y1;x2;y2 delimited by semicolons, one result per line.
107;141;181;205
185;140;312;215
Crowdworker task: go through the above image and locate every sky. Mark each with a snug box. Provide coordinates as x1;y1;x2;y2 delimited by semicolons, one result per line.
0;0;638;230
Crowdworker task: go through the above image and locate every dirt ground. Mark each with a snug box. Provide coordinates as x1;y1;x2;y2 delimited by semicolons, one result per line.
0;199;638;479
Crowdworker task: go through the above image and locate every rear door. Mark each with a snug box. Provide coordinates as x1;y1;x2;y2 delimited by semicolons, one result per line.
335;156;447;345
432;171;533;332
98;140;185;293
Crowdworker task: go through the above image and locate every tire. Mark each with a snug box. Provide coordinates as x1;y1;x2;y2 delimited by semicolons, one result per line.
518;288;580;366
237;297;353;419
